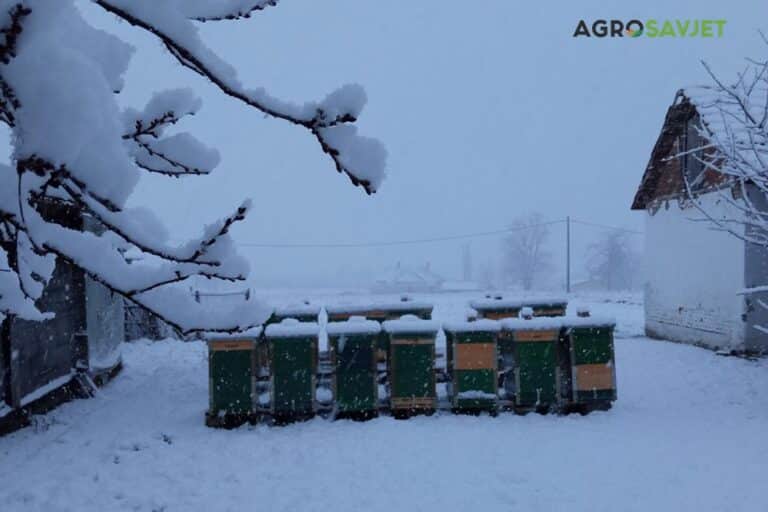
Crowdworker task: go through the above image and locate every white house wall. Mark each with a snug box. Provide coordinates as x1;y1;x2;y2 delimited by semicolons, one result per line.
644;192;746;350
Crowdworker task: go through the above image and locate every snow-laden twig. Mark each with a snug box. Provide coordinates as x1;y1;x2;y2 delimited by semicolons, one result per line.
94;0;386;194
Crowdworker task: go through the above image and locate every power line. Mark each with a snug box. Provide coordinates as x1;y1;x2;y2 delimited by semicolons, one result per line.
238;220;566;249
570;218;643;235
236;217;644;249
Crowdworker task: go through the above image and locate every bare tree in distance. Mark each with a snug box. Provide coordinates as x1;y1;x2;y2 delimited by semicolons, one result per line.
586;230;637;291
502;212;553;291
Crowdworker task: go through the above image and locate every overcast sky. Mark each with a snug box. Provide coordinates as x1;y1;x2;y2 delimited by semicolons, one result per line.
76;1;766;288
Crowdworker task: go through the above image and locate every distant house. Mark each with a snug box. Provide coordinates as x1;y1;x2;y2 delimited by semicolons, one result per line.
372;262;445;293
632;90;768;354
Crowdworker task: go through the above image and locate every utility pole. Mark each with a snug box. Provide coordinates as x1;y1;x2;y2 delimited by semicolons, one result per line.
565;216;571;294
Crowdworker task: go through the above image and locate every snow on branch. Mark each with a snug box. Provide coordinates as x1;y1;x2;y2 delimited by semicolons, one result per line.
183;0;278;22
678;39;768;248
122;89;219;177
0;0;385;333
0;4;28;127
94;0;387;194
0;3;30;64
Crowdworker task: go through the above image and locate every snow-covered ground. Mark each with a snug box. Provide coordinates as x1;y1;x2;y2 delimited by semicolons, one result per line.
1;291;767;512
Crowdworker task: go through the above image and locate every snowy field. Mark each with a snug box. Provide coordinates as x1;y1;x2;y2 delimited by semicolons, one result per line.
1;291;767;512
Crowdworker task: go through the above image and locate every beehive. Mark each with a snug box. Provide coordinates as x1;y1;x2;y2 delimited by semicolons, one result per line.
264;320;319;419
500;318;563;410
565;317;617;409
383;316;439;416
327;318;381;418
205;327;261;425
443;320;500;412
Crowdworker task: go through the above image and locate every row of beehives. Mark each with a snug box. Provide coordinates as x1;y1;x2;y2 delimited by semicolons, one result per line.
204;297;616;427
267;295;569;325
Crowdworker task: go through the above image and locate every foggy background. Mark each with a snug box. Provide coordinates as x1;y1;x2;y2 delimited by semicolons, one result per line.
20;1;768;289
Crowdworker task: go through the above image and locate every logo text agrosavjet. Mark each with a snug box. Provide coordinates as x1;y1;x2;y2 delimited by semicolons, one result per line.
573;19;727;38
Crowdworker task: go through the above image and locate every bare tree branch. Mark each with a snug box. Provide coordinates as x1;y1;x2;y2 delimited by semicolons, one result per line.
94;0;376;194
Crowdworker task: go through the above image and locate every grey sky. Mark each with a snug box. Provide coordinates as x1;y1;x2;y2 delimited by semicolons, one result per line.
77;1;766;287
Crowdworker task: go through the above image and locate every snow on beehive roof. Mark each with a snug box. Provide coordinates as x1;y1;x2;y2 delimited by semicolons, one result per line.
464;307;479;320
264;318;320;338
563;316;616;329
327;317;382;335
501;316;616;331
325;300;432;314
469;296;567;310
204;326;263;340
501;317;564;331
383;314;441;334
443;319;501;333
274;303;321;316
377;300;432;311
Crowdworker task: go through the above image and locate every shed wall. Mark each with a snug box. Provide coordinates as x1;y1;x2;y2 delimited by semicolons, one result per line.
743;185;768;353
8;258;86;406
644;191;746;350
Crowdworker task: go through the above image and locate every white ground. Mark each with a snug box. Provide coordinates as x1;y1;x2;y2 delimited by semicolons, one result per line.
1;291;767;512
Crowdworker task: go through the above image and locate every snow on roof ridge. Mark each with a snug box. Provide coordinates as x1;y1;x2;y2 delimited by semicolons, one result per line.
383;315;441;334
470;296;567;309
264;320;320;338
500;317;564;330
563;316;616;328
682;84;768;142
327;319;382;335
501;315;616;330
325;301;432;313
274;303;321;315
443;319;501;332
204;325;263;340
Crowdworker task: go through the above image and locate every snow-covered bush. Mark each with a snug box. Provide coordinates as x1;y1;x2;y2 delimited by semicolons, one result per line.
0;1;386;332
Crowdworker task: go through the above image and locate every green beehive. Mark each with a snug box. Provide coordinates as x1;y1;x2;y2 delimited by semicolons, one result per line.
205;327;261;427
264;320;319;420
443;320;500;412
500;318;563;410
383;316;439;417
565;317;617;410
327;318;381;419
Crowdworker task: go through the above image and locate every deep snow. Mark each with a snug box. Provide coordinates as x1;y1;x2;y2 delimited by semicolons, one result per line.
0;291;767;512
